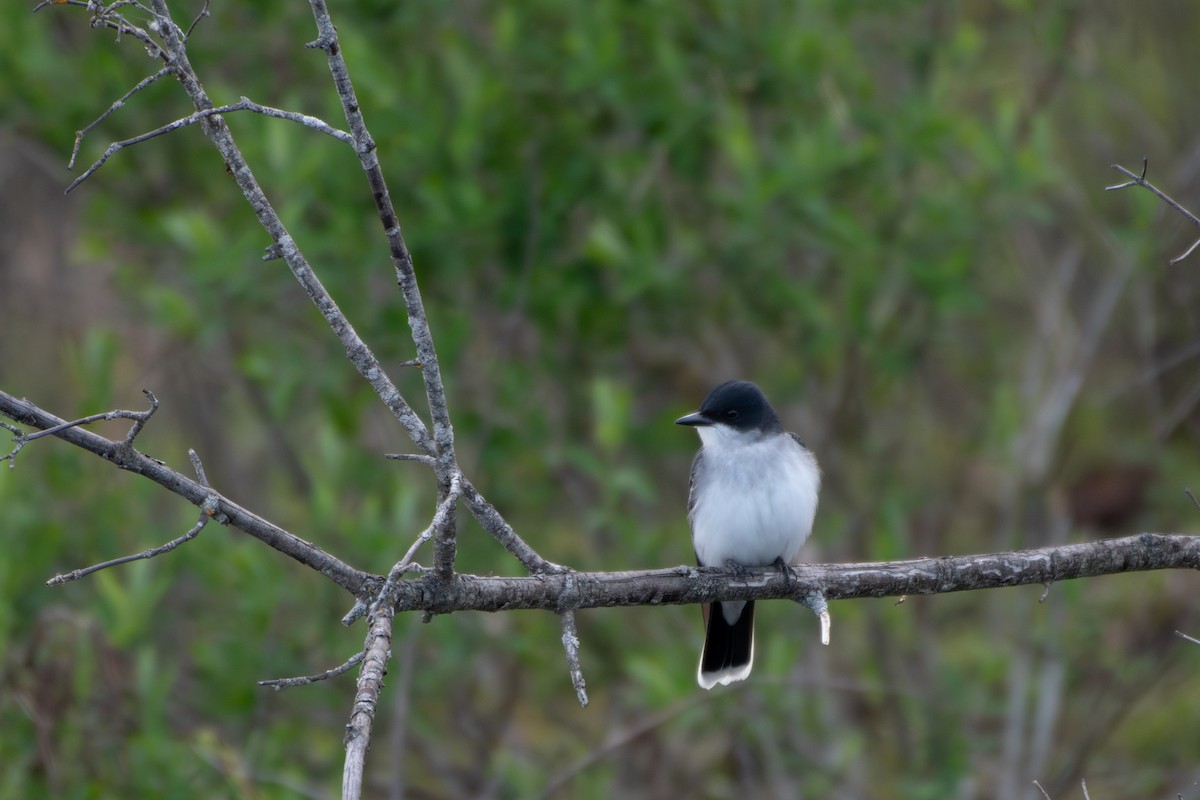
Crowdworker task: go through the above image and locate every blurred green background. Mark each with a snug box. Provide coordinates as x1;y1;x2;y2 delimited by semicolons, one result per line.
3;1;1200;798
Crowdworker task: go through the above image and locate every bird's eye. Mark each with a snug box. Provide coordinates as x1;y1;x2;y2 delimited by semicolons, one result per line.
725;409;739;421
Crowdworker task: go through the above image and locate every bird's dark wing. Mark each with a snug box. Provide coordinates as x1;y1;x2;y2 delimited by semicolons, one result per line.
788;431;807;449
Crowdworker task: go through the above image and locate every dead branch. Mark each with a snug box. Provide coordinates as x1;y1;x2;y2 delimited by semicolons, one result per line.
1107;159;1200;264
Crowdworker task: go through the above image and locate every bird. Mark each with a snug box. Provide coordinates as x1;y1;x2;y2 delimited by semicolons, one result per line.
676;380;821;689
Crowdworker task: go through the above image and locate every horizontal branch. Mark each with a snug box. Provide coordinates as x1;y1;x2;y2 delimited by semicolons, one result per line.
6;392;1197;618
392;533;1200;614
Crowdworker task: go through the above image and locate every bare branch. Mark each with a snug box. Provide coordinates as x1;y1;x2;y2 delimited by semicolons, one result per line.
22;388;157;444
1107;160;1200;264
385;453;437;467
376;533;1200;616
67;98;352;193
461;477;566;575
1170;236;1200;265
38;1;170;60
259;651;366;690
183;0;210;40
1186;487;1200;514
0;388;374;596
342;593;395;800
1175;630;1200;646
45;500;213;585
559;608;589;708
306;0;463;567
796;591;831;646
70;67;171;169
122;2;440;465
47;447;223;586
4;389;159;468
373;475;460;610
5;395;1199;617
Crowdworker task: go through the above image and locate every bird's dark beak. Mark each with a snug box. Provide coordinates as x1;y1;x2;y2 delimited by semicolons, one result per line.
675;411;714;427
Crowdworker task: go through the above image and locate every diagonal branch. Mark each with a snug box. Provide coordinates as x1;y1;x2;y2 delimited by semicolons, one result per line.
67;98;353;194
0;388;374;597
305;0;463;576
47;448;223;585
70;66;171;169
1106;159;1200;264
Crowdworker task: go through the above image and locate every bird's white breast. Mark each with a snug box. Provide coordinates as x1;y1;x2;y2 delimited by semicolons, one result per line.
690;426;820;569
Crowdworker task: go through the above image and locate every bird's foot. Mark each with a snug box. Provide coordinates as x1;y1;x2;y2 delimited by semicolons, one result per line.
771;556;794;589
723;559;753;578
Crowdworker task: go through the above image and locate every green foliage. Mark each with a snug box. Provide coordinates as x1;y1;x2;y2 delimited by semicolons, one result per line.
4;1;1200;798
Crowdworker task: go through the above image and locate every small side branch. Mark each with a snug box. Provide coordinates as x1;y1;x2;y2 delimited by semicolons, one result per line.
6;388;159;469
67;99;353;194
461;478;566;575
1176;630;1200;646
259;650;366;690
1106;159;1200;264
430;472;462;579
797;591;831;646
0;388;374;595
559;608;589;708
370;482;460;614
70;67;171;169
47;449;224;586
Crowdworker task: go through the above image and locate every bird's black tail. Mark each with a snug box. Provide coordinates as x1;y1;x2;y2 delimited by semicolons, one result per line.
698;600;755;689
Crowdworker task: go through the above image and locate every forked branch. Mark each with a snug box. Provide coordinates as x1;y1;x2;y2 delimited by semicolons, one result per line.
1106;159;1200;264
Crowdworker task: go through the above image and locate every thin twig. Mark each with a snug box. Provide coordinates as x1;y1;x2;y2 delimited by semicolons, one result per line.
385;453;437;466
46;447;225;586
1175;630;1200;646
5;390;159;468
127;0;440;462
259;650;366;690
797;591;831;646
68;98;353;193
47;1;168;60
306;0;463;575
184;0;211;40
1032;780;1052;800
0;388;373;594
45;509;211;585
341;600;368;626
1106;160;1200;264
373;473;462;612
70;67;170;169
22;388;158;444
460;477;566;575
1;420;25;470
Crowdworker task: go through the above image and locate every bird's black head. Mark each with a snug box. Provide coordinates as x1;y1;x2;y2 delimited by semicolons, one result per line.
675;380;782;433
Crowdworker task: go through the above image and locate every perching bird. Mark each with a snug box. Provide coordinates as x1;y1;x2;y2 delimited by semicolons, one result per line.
676;380;821;689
